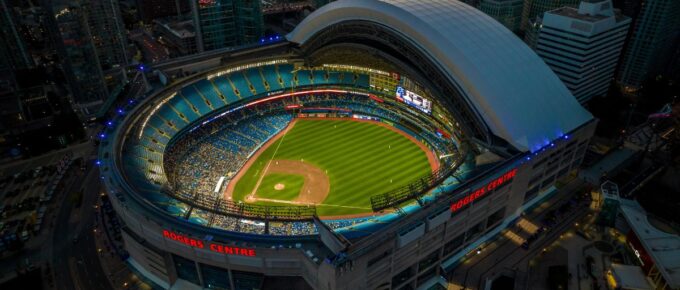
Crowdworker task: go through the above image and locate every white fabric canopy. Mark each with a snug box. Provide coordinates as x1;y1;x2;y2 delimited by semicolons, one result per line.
288;0;593;151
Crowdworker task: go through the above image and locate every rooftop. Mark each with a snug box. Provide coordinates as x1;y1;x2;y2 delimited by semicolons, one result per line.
550;7;608;22
620;199;680;288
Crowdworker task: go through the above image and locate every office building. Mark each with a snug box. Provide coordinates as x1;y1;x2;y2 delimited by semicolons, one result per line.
534;0;630;103
479;0;524;33
136;0;190;23
191;0;264;52
0;0;34;71
617;0;680;91
48;0;128;120
521;0;579;32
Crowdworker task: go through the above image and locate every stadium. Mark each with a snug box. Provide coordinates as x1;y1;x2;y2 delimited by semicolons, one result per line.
99;1;597;289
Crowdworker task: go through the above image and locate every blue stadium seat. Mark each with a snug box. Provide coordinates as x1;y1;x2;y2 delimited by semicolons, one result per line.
356;74;370;88
327;71;341;84
245;69;267;94
262;66;283;90
168;98;199;122
195;81;226;107
157;106;188;127
212;77;240;103
181;87;212;115
229;74;253;99
313;70;327;86
340;72;355;85
278;64;294;87
296;70;312;87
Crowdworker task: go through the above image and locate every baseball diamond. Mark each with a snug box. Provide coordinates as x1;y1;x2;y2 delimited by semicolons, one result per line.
228;118;436;216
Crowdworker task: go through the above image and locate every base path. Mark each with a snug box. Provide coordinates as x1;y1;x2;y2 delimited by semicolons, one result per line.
249;160;330;205
223;119;298;201
223;117;440;211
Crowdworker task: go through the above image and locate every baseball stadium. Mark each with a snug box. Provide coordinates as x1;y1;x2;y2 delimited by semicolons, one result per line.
99;1;597;289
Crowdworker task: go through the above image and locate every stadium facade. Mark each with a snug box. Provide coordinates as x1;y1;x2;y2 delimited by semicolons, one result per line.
99;1;597;289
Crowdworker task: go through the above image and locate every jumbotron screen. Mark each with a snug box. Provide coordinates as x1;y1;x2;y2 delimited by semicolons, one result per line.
396;86;432;114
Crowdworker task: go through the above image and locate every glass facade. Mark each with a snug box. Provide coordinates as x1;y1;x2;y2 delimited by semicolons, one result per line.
231;270;263;290
192;0;263;52
49;0;127;119
479;0;524;33
200;263;231;290
0;0;33;71
173;254;202;286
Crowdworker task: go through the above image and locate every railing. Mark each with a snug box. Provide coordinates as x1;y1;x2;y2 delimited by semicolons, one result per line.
369;152;464;211
164;186;317;221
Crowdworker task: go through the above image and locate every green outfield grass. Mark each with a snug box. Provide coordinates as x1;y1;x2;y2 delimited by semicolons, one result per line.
255;173;305;201
232;119;432;216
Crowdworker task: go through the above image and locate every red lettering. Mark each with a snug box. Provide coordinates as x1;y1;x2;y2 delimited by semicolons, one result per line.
163;230;254;256
451;168;517;213
223;246;233;254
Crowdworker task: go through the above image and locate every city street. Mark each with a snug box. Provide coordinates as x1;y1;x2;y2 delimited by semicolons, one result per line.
50;161;112;290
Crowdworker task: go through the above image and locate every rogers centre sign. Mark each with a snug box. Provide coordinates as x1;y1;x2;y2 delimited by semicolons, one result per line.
450;168;518;212
163;230;256;257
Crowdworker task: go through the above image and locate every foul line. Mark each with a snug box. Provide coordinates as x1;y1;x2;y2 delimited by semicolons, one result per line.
246;120;294;201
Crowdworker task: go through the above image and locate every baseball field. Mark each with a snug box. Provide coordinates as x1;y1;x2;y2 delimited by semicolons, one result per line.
227;118;436;216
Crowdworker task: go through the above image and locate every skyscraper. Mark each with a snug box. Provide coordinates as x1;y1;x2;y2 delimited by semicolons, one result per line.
0;0;34;75
521;0;580;32
479;0;524;33
48;0;128;120
533;0;630;103
191;0;264;52
136;0;190;23
617;0;680;91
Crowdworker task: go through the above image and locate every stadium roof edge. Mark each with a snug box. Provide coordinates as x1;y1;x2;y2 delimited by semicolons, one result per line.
287;0;593;152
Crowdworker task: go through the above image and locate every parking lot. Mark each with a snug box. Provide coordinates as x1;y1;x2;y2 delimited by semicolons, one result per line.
0;152;82;255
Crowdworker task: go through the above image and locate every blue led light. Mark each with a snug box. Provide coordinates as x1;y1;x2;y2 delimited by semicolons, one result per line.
564;135;569;139
106;121;113;126
95;160;101;165
99;133;106;138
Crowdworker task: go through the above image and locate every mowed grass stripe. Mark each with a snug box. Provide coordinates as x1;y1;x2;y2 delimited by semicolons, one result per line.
256;174;304;200
232;119;431;215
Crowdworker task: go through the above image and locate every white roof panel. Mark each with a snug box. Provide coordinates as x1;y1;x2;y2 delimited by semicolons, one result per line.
288;0;593;151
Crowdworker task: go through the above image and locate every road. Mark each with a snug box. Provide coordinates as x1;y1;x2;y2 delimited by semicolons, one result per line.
51;162;113;290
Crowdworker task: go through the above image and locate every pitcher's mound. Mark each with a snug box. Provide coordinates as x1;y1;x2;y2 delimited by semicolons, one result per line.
274;183;285;191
